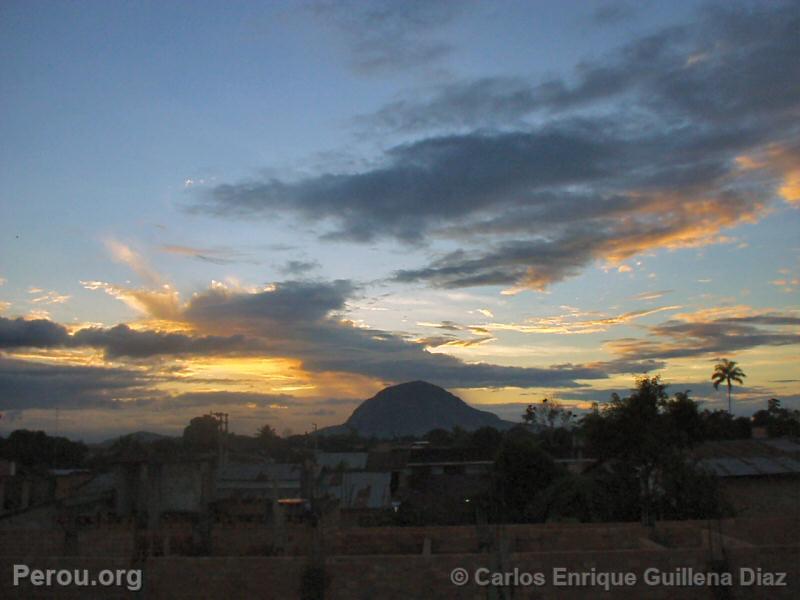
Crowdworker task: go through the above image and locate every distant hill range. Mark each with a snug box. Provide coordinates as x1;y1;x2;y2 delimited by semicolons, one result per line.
320;380;515;438
96;430;174;448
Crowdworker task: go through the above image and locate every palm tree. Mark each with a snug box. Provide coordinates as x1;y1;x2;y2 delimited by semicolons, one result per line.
712;359;746;414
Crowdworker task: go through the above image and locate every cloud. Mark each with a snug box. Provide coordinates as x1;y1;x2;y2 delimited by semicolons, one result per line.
311;0;464;74
0;317;69;348
0;317;254;360
483;305;681;335
605;307;800;360
71;325;253;359
29;290;71;305
416;335;494;349
191;2;798;291
591;1;639;24
279;260;320;275
0;356;298;413
736;142;800;204
134;391;296;410
179;280;609;388
81;281;182;321
355;76;540;133
159;244;255;265
199;127;619;245
105;239;163;286
630;290;672;301
359;2;799;131
184;279;355;325
6;280;606;389
0;357;155;410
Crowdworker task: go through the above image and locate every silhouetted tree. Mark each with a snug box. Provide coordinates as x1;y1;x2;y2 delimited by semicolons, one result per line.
712;359;746;414
183;415;220;451
423;428;453;446
493;435;564;522
256;424;291;459
468;426;503;457
752;398;800;437
581;376;697;525
663;390;704;446
1;430;87;467
523;398;575;429
700;409;752;440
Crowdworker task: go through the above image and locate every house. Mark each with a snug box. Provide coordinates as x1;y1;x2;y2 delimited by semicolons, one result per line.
693;437;800;517
113;457;216;527
214;462;304;522
315;452;368;471
319;470;392;525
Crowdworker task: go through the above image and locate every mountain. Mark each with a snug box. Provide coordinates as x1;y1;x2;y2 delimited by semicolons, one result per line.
322;380;515;438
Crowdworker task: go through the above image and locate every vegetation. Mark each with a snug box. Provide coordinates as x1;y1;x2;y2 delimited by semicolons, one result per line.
752;398;800;437
182;415;222;451
522;397;575;429
580;376;719;524
493;434;565;522
712;359;746;414
0;429;88;468
0;369;792;528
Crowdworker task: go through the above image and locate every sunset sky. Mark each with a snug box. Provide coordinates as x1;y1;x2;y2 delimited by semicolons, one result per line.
1;0;798;441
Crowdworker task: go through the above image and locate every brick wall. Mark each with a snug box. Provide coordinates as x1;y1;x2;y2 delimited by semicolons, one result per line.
0;518;798;559
0;546;796;599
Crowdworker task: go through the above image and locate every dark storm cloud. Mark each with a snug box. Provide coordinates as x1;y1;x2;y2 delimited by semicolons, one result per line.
200;126;615;244
184;280;354;323
71;325;253;359
0;317;69;347
0;357;155;410
0;316;255;359
312;0;464;74
606;310;800;361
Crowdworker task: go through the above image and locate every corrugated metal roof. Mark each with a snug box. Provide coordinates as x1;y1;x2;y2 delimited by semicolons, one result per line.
366;450;409;471
760;438;800;454
316;452;368;470
321;471;391;509
698;455;800;477
692;438;800;460
217;462;301;482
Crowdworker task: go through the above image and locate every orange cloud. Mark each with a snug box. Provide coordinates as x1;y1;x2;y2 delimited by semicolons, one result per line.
485;305;681;335
81;280;182;322
736;143;800;205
